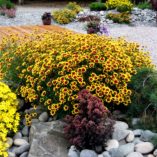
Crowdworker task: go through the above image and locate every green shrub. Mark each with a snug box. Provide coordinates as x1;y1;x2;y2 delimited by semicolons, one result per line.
117;3;133;12
106;12;131;24
137;1;152;9
89;2;107;11
52;9;76;24
66;2;82;13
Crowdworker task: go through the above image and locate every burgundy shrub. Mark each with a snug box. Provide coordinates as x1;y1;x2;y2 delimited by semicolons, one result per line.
64;89;114;151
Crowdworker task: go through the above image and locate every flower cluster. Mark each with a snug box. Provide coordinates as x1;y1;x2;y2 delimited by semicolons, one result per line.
64;89;114;150
105;0;133;12
106;12;131;24
0;82;20;157
52;2;82;24
0;31;153;125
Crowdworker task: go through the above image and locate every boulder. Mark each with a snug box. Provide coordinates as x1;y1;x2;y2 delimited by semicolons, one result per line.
38;112;49;122
135;142;154;154
126;131;135;143
126;152;143;157
112;129;130;141
28;120;69;157
14;144;30;155
14;139;28;146
80;149;97;157
140;130;156;142
105;139;119;151
113;121;128;131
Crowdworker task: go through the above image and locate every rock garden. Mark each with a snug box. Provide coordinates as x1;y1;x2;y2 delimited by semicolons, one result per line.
1;0;157;157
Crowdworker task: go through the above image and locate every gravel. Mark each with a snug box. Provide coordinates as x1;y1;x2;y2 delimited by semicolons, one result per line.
0;6;157;66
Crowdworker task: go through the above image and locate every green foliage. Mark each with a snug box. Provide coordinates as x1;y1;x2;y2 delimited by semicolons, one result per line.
128;67;157;117
89;2;107;11
117;3;133;12
136;1;152;9
6;0;15;9
151;135;157;148
66;2;82;13
106;12;131;24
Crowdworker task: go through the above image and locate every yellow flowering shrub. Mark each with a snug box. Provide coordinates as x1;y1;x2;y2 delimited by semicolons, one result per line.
105;0;133;12
0;82;20;157
0;31;153;125
52;9;77;24
66;2;82;13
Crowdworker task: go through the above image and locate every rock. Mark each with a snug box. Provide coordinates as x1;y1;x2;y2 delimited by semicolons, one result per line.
135;142;154;154
126;152;143;157
98;154;103;157
133;138;143;144
8;152;16;157
153;149;157;156
110;143;134;157
105;139;119;151
113;121;128;130
14;144;30;155
7;137;13;148
22;137;29;142
28;121;69;157
133;129;143;137
38;112;49;122
112;129;130;141
140;130;156;142
119;140;127;145
18;98;24;110
13;132;22;140
68;145;80;157
102;151;111;157
22;126;29;136
95;145;103;154
20;152;28;157
80;149;97;157
14;139;28;146
31;119;39;124
147;154;155;157
126;131;135;143
8;146;19;153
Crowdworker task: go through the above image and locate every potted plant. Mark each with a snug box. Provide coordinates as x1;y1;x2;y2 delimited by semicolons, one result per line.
41;12;52;25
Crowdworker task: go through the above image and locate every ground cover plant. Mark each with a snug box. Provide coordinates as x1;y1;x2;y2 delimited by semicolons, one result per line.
106;12;131;24
0;30;153;126
64;89;114;151
136;0;152;9
0;81;20;157
89;2;107;11
52;2;82;24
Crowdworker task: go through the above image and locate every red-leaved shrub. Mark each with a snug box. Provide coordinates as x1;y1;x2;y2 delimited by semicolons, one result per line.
64;89;114;151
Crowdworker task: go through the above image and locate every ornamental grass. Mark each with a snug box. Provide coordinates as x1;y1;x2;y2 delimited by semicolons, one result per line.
0;82;20;157
0;31;153;125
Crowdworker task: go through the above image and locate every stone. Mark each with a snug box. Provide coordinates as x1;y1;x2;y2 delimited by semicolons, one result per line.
133;138;143;144
140;130;156;142
13;132;22;140
7;137;13;148
14;144;30;155
14;139;28;146
20;152;29;157
17;98;24;110
147;155;155;157
153;149;157;156
110;143;134;157
28;121;69;157
8;152;16;157
135;142;154;154
22;126;29;136
112;129;130;141
68;145;80;157
133;129;143;137
126;152;143;157
119;140;127;145
31;119;39;124
80;149;97;157
22;137;29;142
113;121;128;130
102;151;111;157
105;139;119;151
126;131;135;143
98;155;103;157
38;112;49;122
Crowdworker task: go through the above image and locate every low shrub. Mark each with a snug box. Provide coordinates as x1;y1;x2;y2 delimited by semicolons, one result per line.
0;31;153;124
105;0;133;12
52;9;76;24
89;2;107;11
78;15;100;22
0;81;20;157
66;2;82;13
64;89;114;150
106;12;131;24
136;1;152;9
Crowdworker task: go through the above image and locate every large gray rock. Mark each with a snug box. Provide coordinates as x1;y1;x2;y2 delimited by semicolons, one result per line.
140;130;156;142
126;131;135;143
110;143;134;157
20;152;28;157
135;142;154;154
68;146;80;157
80;150;97;157
14;139;28;146
14;144;30;155
102;151;111;157
38;112;49;122
22;126;29;136
105;139;119;151
126;152;143;157
112;129;130;141
113;121;128;131
133;129;143;137
28;120;69;157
